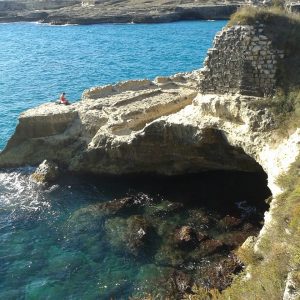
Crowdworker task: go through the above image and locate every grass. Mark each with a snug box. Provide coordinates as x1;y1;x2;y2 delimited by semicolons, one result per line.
227;6;300;298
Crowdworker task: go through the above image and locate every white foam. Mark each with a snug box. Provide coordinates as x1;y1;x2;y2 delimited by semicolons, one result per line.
0;168;50;211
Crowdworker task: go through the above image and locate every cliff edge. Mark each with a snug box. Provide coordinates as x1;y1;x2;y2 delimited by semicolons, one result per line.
0;19;295;193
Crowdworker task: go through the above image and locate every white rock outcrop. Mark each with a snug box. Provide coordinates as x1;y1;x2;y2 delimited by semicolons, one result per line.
1;24;299;195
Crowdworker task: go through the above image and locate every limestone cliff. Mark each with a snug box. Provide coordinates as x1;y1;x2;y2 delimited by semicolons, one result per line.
1;19;300;297
1;23;298;194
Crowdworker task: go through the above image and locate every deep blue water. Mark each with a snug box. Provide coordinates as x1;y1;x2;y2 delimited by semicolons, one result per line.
0;20;226;150
0;21;266;300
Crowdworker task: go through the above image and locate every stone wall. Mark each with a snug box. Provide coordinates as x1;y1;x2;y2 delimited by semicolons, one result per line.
200;24;284;97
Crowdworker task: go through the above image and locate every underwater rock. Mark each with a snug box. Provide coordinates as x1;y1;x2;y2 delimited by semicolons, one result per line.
154;240;185;267
219;215;242;231
196;231;209;243
175;226;195;242
174;226;198;249
96;196;136;215
199;239;225;256
144;200;184;218
172;270;193;293
64;205;106;236
105;215;152;256
30;160;60;184
134;264;181;299
98;194;153;216
187;208;214;228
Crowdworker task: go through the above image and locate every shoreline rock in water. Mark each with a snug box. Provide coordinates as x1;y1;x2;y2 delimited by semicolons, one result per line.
30;160;60;184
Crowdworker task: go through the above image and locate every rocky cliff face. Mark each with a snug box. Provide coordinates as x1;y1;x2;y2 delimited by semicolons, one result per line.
1;23;299;195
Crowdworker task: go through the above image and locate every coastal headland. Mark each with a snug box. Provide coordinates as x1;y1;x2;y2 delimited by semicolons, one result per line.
0;0;241;24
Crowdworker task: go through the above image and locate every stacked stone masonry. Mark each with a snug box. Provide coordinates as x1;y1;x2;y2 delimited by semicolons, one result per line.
200;24;284;97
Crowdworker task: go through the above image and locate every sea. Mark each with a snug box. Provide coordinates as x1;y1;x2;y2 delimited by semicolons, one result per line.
0;20;270;299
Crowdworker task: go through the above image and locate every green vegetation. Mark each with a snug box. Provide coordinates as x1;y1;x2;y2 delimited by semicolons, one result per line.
225;154;300;299
186;6;300;299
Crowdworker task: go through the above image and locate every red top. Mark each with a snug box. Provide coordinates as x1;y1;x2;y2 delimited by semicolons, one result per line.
60;95;67;104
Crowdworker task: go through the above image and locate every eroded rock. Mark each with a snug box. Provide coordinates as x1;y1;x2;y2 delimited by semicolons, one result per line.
105;215;152;256
219;215;242;231
30;160;60;184
174;226;198;249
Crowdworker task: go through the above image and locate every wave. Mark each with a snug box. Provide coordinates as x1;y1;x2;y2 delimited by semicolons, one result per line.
0;167;51;212
37;22;79;27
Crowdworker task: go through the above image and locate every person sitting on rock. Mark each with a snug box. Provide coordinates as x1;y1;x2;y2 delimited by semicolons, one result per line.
59;92;70;105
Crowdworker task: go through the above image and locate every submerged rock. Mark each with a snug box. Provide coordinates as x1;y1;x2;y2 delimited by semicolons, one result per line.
64;205;106;235
134;264;179;299
96;196;136;215
219;215;242;231
105;215;152;256
172;270;193;293
98;194;154;216
198;239;225;256
30;160;60;184
144;200;184;218
174;226;198;249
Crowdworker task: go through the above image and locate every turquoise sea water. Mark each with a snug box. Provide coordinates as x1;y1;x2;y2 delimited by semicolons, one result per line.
0;21;270;299
0;20;226;150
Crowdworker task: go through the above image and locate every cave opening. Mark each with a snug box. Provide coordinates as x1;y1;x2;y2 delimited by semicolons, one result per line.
69;165;272;296
8;160;271;299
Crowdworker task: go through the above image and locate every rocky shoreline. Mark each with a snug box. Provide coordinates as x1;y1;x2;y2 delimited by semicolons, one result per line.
0;1;241;25
2;8;300;298
1;23;298;193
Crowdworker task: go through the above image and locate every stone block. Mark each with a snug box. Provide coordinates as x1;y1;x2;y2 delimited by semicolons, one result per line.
259;35;268;41
252;45;261;53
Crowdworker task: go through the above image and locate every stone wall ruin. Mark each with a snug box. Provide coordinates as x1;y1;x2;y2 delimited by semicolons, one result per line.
200;24;284;97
